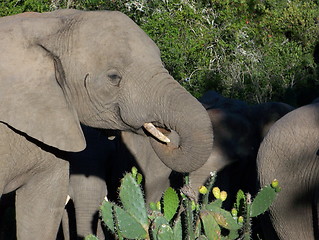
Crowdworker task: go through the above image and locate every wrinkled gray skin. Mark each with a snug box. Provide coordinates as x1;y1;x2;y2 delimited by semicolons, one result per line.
192;91;294;199
0;10;213;240
115;92;294;204
257;103;319;240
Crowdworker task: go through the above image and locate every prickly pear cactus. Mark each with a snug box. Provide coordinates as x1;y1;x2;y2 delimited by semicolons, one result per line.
119;174;149;228
163;187;179;222
94;170;280;240
200;210;221;240
99;200;115;234
114;205;148;239
250;184;278;217
157;224;174;240
84;234;99;240
204;204;242;230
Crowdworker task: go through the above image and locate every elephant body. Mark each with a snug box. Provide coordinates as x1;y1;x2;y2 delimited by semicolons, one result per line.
257;103;319;239
0;123;69;240
0;10;213;240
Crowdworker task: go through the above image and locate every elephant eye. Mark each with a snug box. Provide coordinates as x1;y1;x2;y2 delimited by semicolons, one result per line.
107;69;122;87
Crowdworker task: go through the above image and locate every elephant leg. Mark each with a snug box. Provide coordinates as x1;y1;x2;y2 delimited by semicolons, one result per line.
141;157;172;204
313;187;319;239
96;218;105;240
62;208;70;240
70;175;107;239
15;159;69;240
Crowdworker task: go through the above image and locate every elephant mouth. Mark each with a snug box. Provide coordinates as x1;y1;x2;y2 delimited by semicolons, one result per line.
143;122;170;143
142;123;180;150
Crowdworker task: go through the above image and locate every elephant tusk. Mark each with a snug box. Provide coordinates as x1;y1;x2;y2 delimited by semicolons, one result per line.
65;195;71;206
143;123;171;143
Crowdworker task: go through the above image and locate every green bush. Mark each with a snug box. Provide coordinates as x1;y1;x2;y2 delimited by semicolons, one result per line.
1;0;318;104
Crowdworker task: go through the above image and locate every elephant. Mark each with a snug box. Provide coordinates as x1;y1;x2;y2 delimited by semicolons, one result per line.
0;9;213;240
194;91;294;199
256;102;319;240
60;92;294;239
61;125;115;240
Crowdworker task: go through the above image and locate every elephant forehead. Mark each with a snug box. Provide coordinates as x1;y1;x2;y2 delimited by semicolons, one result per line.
79;11;161;58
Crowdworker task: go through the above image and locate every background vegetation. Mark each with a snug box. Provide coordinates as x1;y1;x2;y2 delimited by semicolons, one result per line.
1;0;318;105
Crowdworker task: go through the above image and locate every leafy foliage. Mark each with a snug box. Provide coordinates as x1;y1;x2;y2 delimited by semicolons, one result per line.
1;0;318;104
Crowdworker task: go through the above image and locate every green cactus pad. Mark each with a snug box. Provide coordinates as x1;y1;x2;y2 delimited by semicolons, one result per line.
114;205;148;239
173;216;183;240
163;187;179;222
100;200;115;233
236;190;245;208
84;234;99;240
204;205;242;230
151;215;170;236
119;173;148;228
194;218;202;238
206;198;223;208
250;185;277;217
228;229;240;239
157;224;174;240
200;210;221;240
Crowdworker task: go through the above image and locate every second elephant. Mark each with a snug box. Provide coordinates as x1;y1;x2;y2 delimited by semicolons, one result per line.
257;102;319;240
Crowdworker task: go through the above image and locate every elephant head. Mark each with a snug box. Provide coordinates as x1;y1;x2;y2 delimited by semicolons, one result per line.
0;10;213;172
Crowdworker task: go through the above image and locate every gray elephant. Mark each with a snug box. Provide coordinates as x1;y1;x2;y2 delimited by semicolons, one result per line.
193;91;294;198
0;9;213;240
256;102;319;240
61;125;115;240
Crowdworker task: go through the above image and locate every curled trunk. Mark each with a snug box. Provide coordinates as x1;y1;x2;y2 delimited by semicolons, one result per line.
148;78;213;173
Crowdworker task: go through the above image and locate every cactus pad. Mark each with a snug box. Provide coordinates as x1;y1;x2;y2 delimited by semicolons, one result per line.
163;187;179;222
119;173;148;228
204;205;241;230
100;200;115;234
250;185;277;217
114;205;148;239
200;210;221;240
157;224;174;240
84;234;99;240
172;216;182;240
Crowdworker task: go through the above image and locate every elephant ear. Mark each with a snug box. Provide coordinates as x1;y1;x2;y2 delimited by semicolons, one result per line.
0;14;86;152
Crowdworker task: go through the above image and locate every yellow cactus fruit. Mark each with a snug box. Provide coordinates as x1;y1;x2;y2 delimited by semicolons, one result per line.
220;191;227;201
199;186;208;195
156;201;161;211
231;208;238;217
136;173;143;184
131;166;138;178
238;216;244;223
212;187;221;199
271;179;279;188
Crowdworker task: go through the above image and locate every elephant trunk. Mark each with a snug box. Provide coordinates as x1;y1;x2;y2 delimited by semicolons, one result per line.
148;76;213;173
